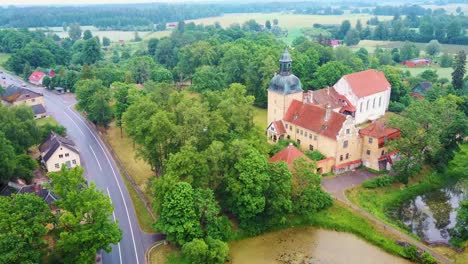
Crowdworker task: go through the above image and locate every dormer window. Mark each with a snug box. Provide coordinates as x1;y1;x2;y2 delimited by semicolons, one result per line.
293;114;298;120
321;125;328;130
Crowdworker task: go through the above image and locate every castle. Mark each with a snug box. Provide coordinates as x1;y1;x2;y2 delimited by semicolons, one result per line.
267;49;400;174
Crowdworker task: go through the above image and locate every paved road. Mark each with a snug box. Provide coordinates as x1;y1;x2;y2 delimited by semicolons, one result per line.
1;72;164;264
322;169;377;200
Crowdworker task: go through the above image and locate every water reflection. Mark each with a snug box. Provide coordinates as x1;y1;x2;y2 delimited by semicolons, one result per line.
394;184;465;243
229;227;410;264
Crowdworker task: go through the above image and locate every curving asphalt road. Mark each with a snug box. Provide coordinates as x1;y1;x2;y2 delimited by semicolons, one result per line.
1;72;164;264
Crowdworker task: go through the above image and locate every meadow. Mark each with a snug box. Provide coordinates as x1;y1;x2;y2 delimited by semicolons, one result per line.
30;26;154;42
353;40;468;55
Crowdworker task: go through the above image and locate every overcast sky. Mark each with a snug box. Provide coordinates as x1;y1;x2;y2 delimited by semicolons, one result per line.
0;0;210;6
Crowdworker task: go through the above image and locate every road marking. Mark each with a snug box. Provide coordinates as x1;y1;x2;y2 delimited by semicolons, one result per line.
89;145;103;171
64;111;85;136
69;106;140;264
107;188;123;264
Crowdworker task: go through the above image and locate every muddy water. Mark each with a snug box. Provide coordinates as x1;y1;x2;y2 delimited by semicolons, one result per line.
229;227;410;264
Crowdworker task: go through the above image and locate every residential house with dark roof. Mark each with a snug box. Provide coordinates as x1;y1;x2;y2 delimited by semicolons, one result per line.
267;49;397;174
39;132;81;172
1;85;47;119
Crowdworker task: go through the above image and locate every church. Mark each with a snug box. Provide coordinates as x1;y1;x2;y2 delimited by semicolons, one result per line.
267;48;399;174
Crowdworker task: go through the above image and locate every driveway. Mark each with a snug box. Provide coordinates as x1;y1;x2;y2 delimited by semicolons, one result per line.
322;169;378;200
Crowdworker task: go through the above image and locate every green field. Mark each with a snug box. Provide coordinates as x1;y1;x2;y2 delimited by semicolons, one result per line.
397;65;454;80
353;40;468;55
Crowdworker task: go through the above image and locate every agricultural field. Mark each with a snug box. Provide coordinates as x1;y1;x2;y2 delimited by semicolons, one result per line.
30;26;153;42
397;65;454;80
353;40;468;55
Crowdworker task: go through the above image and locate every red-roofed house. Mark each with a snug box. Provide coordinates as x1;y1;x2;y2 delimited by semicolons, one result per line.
360;120;400;171
334;69;391;124
29;71;46;86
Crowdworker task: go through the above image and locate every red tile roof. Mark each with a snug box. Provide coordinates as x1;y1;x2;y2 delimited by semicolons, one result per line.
359;120;400;139
29;71;46;83
284;100;347;140
271;120;286;135
342;69;391;98
269;144;311;169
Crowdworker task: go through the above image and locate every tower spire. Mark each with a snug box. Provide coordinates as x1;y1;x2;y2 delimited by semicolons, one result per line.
279;47;292;76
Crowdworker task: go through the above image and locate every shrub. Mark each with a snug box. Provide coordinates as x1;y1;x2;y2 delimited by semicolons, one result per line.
362;175;395;188
403;245;419;261
420;252;436;264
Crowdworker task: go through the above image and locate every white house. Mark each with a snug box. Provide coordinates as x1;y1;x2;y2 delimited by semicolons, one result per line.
39;132;81;172
333;69;391;124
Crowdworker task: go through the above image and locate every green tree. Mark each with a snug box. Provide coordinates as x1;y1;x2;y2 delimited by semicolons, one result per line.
182;238;209;263
440;53;453;68
311;61;352;89
191;66;226;92
337;20;351;39
425;40;441;57
68;23;82;41
83;29;93;40
0;105;40;153
400;42;419;61
452;51;466;90
0;132;16;183
155;182;202;246
49;167;122;264
420;70;438;83
102;37;111;47
264;162;293;226
225;146;270;233
13;154;38;182
147;38;159;56
176;41;217;76
128;56;156;84
0;194;53;264
446;20;462;40
220;44;249;84
152;67;173;84
23;62;31;81
82;37;103;65
112;49;120;63
87;89;113;127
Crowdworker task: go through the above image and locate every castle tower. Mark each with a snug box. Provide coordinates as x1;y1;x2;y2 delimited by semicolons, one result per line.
267;48;303;126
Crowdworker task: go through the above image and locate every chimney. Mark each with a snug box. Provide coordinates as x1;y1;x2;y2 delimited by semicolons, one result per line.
324;103;331;121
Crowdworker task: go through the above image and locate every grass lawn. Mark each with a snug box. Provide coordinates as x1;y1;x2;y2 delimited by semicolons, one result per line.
144;30;172;40
0;53;11;69
104;121;156;232
35;116;59;127
253;106;267;128
397;65;454;80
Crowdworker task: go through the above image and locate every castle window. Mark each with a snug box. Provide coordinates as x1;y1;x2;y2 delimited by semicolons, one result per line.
300;130;303;135
379;97;382;107
309;145;314;151
360;102;363;112
296;128;299;133
373;98;376;108
368;138;373;144
285;124;288;129
340;155;343;161
304;132;308;137
366;100;370;110
297;139;301;145
345;153;349;159
290;126;292;131
366;150;371;155
309;134;312;139
343;140;348;148
314;136;317;140
346;129;350;134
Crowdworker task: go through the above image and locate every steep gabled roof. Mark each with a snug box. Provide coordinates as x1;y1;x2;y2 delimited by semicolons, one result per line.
342;69;391;98
39;132;79;162
269;144;312;169
284;100;347;140
269;120;286;135
359;120;400;139
306;87;356;113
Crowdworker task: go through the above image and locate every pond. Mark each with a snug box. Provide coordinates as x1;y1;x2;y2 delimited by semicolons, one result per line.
391;182;466;244
229;227;410;264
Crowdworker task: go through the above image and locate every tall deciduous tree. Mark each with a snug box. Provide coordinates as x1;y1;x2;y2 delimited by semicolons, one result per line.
452;50;466;90
49;167;122;263
0;194;53;264
155;182;202;245
425;40;441;56
68;23;82;41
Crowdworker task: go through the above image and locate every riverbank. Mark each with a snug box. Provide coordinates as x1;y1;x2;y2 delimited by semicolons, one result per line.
346;144;468;263
155;202;412;263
